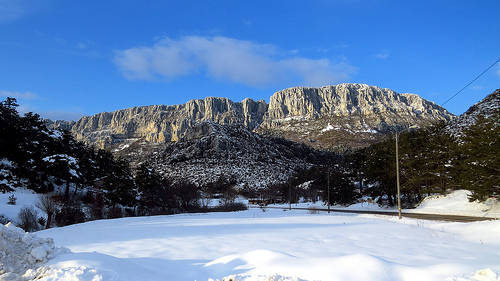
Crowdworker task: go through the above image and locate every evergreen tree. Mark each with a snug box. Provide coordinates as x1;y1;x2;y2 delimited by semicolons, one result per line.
103;158;137;207
362;137;398;206
135;162;172;213
459;111;500;201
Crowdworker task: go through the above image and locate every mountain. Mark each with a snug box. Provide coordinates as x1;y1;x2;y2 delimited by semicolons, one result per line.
69;97;268;149
139;122;338;188
446;88;500;137
66;83;454;151
257;83;454;149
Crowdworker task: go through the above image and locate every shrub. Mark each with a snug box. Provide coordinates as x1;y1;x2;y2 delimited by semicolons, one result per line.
7;194;17;205
55;204;85;226
216;202;247;212
106;206;124;219
17;206;39;232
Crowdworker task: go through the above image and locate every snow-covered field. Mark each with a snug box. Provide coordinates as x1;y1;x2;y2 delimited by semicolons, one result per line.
1;190;499;281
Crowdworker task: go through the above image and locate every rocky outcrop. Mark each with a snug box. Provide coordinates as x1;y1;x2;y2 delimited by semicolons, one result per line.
66;83;454;150
70;97;268;149
147;122;337;188
257;84;454;149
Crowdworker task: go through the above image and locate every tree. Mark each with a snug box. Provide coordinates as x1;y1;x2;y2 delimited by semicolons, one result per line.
36;194;58;229
171;180;199;209
396;124;458;207
103;158;137;208
362;137;398;206
17;206;40;232
135;162;173;214
309;165;359;206
459;111;500;201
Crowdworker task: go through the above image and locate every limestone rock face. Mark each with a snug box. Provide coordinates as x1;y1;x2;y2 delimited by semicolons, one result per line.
67;83;454;150
257;84;454;149
70;97;268;149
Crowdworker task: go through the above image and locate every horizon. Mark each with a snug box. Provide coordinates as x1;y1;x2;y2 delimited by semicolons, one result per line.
1;1;499;121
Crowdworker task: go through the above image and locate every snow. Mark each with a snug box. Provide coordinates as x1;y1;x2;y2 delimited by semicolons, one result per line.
0;189;40;222
1;191;499;280
0;223;70;280
408;190;500;218
321;123;335;132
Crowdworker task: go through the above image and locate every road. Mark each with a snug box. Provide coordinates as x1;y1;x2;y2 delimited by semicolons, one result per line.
262;206;496;222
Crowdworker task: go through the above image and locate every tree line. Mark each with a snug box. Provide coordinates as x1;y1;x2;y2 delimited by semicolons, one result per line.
277;112;499;208
1;98;244;231
2;96;498;230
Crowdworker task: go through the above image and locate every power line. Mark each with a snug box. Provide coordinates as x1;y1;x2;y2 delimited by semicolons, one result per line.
441;58;500;106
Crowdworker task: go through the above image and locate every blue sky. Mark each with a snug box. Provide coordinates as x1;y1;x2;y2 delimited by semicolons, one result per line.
1;0;499;121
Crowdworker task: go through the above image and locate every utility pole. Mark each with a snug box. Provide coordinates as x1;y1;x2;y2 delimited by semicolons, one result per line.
395;125;417;220
395;132;402;219
327;166;330;214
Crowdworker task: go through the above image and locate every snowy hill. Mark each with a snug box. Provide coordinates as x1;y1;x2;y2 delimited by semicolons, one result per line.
446;88;500;137
1;190;499;280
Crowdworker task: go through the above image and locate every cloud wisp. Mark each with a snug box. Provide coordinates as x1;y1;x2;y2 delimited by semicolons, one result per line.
113;36;356;88
0;90;38;100
375;50;390;59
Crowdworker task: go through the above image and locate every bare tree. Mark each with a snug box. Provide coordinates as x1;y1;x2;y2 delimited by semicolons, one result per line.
17;206;39;232
36;194;58;229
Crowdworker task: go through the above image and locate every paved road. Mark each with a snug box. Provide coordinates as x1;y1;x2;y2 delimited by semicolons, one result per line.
263;206;497;222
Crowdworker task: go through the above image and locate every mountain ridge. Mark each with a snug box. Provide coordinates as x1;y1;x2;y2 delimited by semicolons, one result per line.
50;83;454;150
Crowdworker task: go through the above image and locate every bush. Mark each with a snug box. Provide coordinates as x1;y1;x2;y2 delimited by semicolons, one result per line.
215;202;247;212
106;206;124;219
17;206;39;232
7;194;17;205
55;204;85;226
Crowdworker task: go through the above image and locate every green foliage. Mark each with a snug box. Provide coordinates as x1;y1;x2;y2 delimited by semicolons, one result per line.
0;97;139;214
102;158;137;207
348;116;499;206
459;111;500;201
358;137;398;206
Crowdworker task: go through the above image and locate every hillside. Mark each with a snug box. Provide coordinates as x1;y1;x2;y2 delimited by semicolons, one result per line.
446;88;500;137
114;122;338;188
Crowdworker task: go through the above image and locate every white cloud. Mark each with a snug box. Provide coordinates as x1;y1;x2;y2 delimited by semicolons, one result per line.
375;50;390;59
113;36;356;88
497;62;500;77
0;0;49;23
0;90;38;100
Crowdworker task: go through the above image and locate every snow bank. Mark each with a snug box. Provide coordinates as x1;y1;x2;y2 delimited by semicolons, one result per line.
0;223;70;280
409;190;499;218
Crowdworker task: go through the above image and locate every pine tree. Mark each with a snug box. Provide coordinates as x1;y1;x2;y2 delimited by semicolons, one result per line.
103;158;137;207
136;162;164;212
459;110;500;201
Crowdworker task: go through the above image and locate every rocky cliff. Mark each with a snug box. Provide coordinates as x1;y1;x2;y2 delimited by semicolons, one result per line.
258;83;454;149
70;97;267;149
67;83;454;150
